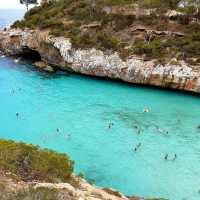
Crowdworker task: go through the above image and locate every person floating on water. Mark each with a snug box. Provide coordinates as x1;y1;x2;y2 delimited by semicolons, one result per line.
134;143;142;152
56;128;60;133
164;153;168;160
108;122;114;129
134;125;138;129
16;112;19;117
11;89;15;94
156;126;168;135
14;57;21;63
173;154;177;161
143;107;150;113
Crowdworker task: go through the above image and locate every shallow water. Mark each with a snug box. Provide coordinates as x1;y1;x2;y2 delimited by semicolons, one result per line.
0;57;200;200
1;9;200;200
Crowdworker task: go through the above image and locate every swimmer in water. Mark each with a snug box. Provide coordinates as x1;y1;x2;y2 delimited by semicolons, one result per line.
134;147;137;152
14;58;20;63
108;122;114;129
164;153;168;160
143;107;149;113
56;128;60;132
134;143;142;152
16;113;19;117
137;143;141;148
157;128;164;133
173;154;177;161
11;89;15;94
134;125;138;129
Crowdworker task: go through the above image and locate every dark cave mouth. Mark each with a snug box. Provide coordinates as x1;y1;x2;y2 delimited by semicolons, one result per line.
19;47;41;62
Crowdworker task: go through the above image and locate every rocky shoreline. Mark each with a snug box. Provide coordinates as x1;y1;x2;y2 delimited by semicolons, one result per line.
0;28;200;94
0;171;141;200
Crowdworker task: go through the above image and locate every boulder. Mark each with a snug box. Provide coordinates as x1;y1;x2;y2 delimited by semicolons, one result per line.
34;61;55;72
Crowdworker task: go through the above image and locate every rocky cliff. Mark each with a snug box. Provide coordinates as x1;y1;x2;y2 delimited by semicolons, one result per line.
0;28;200;93
0;172;141;200
0;139;144;200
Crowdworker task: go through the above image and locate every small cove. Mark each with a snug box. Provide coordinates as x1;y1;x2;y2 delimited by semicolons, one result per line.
0;57;200;200
1;9;200;200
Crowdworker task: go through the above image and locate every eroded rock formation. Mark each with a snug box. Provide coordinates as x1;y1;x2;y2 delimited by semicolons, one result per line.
0;28;200;93
0;172;141;200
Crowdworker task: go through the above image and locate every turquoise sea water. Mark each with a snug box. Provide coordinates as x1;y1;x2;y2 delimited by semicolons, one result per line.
1;10;200;200
1;57;200;200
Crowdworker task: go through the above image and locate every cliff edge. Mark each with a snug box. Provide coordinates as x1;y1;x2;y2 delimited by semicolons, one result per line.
0;28;200;93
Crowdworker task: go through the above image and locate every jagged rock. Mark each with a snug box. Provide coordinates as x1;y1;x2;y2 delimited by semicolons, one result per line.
0;28;200;93
166;10;184;19
131;26;185;37
34;61;55;72
0;172;143;200
81;22;101;29
44;65;55;72
34;61;46;69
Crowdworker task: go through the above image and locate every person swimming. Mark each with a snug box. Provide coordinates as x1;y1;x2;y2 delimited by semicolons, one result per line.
56;128;60;132
134;125;138;129
173;154;177;161
164;153;168;160
16;112;19;117
143;107;150;113
157;127;164;133
134;147;137;152
136;143;141;148
11;89;15;94
14;58;21;63
134;143;142;152
108;122;114;129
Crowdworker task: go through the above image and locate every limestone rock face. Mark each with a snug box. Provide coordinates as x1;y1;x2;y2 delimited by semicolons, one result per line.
0;172;141;200
0;28;200;93
34;61;55;72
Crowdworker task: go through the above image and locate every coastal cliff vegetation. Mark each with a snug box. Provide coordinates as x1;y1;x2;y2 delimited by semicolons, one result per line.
0;139;168;200
12;0;200;64
0;139;74;182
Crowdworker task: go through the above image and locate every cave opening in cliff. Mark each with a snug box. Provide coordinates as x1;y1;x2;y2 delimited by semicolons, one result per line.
20;47;41;62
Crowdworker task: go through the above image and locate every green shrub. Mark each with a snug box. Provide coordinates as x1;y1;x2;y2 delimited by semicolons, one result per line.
97;32;122;50
0;139;74;182
104;14;136;30
134;39;164;58
39;19;64;29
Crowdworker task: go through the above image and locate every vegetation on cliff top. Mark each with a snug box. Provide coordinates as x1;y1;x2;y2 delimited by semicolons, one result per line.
12;0;200;64
0;139;169;200
0;139;74;182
